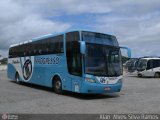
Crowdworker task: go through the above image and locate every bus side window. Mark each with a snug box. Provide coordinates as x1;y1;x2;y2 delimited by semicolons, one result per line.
9;48;13;58
159;60;160;67
153;60;160;68
146;60;152;70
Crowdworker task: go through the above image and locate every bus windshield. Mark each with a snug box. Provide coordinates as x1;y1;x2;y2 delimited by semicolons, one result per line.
82;31;118;46
137;59;147;71
85;43;122;77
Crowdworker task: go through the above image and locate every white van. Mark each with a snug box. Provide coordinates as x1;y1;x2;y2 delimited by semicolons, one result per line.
137;58;160;78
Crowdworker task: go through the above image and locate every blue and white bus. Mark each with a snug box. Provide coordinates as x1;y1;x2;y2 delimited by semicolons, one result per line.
8;30;131;94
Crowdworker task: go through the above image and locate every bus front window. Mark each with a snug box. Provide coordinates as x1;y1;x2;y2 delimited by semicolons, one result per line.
137;59;147;71
85;43;122;77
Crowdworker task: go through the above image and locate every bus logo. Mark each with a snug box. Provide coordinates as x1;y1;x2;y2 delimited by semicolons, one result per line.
23;59;32;80
100;78;106;83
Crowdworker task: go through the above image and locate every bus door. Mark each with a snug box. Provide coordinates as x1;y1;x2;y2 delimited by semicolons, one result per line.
66;31;82;92
66;54;82;93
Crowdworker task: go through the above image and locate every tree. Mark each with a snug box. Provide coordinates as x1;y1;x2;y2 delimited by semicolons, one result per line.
0;58;7;65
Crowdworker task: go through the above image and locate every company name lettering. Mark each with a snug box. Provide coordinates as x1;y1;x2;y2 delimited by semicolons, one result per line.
35;57;60;64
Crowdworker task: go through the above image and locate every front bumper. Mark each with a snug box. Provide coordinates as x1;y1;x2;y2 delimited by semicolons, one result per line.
80;81;122;94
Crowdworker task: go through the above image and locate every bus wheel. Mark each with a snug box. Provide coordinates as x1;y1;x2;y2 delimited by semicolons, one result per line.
154;73;160;78
15;73;20;84
53;77;63;94
138;74;142;77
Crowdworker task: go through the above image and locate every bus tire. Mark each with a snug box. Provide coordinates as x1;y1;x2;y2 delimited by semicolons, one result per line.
15;72;20;84
53;76;63;94
154;72;160;78
138;74;142;77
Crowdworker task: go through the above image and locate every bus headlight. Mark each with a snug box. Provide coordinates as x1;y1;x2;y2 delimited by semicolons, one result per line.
85;78;96;83
117;79;122;83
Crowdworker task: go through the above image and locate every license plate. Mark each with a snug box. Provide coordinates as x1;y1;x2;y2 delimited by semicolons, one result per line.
104;87;111;91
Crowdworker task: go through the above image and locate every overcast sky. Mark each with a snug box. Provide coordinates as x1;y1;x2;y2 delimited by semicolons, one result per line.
0;0;160;58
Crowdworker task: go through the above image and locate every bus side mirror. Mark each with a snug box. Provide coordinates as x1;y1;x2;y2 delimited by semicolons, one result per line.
120;46;131;58
80;41;86;55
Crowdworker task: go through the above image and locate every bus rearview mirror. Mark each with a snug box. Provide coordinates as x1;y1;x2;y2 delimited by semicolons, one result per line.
80;41;86;55
120;46;131;58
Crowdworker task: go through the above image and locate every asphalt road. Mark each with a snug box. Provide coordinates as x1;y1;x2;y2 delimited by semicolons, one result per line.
0;71;160;114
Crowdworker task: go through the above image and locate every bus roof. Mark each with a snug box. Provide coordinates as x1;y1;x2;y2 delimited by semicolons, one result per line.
140;58;160;60
9;29;116;48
